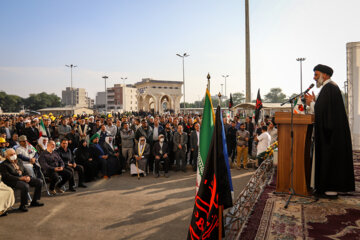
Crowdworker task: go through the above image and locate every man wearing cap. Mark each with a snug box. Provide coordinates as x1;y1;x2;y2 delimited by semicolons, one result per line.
153;134;169;178
305;64;355;199
16;135;39;178
0;137;8;161
89;133;108;179
0;148;44;212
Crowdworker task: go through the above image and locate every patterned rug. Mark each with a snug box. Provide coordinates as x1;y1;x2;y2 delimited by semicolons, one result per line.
226;151;360;240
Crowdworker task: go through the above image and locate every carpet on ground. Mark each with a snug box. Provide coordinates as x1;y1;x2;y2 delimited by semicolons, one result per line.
225;151;360;240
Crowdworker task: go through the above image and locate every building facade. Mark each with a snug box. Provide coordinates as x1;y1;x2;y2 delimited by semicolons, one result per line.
347;42;360;151
135;78;183;114
62;87;93;108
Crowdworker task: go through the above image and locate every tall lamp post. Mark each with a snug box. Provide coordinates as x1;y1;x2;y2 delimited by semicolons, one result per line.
121;77;127;113
65;64;77;108
296;58;306;93
220;84;224;107
102;76;109;113
222;74;229;98
176;53;189;112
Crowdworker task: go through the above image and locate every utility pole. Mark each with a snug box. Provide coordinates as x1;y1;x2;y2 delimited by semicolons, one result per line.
296;58;306;93
222;75;229;98
65;64;77;108
176;53;189;111
102;76;109;113
245;0;251;102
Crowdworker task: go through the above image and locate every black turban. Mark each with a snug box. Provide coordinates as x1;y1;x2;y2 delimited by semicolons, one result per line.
313;64;333;77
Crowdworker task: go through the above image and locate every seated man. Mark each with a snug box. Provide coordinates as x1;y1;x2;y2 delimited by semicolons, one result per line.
0;148;44;212
131;136;150;176
38;140;73;195
153;134;169;178
89;133;108;179
16;135;39;178
56;138;86;190
102;136;121;177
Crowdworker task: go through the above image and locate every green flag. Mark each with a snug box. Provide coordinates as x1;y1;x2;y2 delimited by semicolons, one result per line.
196;89;215;192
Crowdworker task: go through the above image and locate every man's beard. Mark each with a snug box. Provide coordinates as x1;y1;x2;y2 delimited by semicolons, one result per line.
316;74;324;88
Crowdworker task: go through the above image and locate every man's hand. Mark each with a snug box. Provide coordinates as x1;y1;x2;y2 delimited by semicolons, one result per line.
30;158;36;164
305;91;316;106
163;154;168;158
245;137;249;141
191;148;194;151
89;158;93;162
155;155;160;160
55;167;63;172
178;144;182;149
73;163;77;168
68;163;73;167
25;176;31;183
135;156;142;161
102;155;108;160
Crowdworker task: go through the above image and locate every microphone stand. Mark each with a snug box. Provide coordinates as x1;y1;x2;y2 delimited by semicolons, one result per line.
280;92;315;209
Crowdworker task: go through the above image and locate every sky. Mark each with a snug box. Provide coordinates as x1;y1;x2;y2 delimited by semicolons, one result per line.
1;0;360;103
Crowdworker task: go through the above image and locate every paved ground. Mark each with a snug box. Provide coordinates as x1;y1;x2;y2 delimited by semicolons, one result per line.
0;167;254;240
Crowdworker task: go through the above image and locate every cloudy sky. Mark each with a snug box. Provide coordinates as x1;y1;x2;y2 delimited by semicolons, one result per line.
1;0;360;103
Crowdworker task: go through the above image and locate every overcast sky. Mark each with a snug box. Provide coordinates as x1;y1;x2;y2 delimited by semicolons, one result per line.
1;0;360;103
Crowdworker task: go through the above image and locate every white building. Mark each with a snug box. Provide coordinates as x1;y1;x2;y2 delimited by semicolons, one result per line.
107;84;138;113
135;78;183;113
62;87;93;108
347;41;360;151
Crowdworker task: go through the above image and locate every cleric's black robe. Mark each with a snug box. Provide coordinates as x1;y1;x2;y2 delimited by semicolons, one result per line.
314;81;355;193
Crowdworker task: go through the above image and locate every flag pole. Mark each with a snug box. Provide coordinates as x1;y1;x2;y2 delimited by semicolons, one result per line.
219;205;223;239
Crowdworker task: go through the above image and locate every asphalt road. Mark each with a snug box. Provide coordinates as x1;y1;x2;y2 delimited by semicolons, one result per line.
0;167;254;240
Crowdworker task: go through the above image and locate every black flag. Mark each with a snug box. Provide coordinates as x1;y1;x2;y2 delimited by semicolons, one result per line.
255;89;263;125
228;93;233;109
187;105;233;240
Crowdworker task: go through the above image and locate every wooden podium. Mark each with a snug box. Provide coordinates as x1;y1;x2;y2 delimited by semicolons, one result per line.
275;112;314;196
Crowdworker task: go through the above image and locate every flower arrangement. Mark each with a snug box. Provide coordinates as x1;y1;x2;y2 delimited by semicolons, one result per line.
256;141;278;161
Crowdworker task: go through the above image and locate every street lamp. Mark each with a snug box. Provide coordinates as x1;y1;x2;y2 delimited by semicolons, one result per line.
222;74;229;98
176;53;189;111
121;77;127;113
296;58;305;93
102;76;109;113
65;64;77;107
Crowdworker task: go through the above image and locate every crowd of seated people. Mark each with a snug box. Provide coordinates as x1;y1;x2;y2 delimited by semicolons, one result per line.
0;112;277;217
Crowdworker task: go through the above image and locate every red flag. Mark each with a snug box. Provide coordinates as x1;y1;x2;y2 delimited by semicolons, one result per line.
187;106;233;240
255;89;263;124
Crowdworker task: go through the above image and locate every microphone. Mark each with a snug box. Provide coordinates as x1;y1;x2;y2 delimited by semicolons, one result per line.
303;83;314;95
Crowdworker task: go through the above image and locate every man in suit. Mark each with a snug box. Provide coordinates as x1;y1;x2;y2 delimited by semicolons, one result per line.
23;120;39;147
0;148;44;212
190;123;200;172
153;134;169;178
173;125;188;172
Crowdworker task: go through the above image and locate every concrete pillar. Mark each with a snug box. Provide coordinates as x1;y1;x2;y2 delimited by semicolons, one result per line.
347;42;360;150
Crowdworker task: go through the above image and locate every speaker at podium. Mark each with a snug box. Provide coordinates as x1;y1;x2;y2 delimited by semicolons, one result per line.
274;112;314;196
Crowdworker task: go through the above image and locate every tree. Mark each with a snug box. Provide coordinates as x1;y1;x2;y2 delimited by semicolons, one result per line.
24;92;62;110
0;91;23;112
224;92;245;107
264;88;287;103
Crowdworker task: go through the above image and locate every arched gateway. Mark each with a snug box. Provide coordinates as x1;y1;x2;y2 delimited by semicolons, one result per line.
135;78;183;114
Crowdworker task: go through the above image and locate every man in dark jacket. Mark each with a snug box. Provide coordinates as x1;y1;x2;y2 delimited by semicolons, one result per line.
38;140;72;195
226;120;237;166
56;138;86;190
0;148;44;212
190;123;200;172
173;125;188;172
153;134;169;178
23;120;39;147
